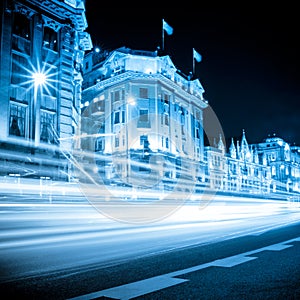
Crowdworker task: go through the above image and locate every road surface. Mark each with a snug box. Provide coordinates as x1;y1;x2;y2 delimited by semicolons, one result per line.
0;193;299;299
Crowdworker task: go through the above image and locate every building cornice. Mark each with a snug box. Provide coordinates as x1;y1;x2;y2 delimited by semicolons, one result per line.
83;71;208;109
19;0;88;31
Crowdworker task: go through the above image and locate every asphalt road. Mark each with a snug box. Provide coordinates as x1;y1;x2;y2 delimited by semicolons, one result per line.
0;195;299;299
69;223;300;300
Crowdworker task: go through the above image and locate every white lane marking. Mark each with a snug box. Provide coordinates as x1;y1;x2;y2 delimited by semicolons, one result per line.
72;276;188;300
211;255;257;268
263;244;293;251
68;237;300;300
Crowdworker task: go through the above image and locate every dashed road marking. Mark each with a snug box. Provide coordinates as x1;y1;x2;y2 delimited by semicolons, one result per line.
68;237;300;300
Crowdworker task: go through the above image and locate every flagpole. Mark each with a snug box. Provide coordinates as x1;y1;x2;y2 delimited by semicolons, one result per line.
162;19;173;52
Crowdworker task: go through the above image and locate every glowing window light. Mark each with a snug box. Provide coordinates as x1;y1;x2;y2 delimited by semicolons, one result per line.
128;97;136;106
33;72;47;87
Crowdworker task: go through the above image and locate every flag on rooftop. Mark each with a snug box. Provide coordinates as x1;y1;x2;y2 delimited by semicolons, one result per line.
193;48;202;63
162;19;173;35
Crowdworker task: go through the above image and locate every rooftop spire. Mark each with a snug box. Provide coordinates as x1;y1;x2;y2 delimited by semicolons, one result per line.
240;129;251;161
217;134;225;155
229;137;237;159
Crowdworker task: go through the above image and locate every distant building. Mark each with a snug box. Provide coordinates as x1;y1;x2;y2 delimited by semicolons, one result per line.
204;131;271;194
79;46;300;198
80;47;208;190
0;0;92;180
290;145;300;192
256;136;300;193
204;130;300;197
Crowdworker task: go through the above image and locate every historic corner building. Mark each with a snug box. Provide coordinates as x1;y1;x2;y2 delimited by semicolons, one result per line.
80;47;208;191
81;46;300;197
0;0;92;180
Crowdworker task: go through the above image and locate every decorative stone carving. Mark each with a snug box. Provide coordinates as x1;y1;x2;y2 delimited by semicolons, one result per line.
14;3;35;18
43;16;62;32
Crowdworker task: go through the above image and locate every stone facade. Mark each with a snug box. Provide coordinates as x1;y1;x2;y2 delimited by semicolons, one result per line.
80;47;207;190
0;0;92;180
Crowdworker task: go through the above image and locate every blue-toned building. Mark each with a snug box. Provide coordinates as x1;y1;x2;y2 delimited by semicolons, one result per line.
205;131;300;197
205;131;271;195
1;0;299;199
80;46;300;198
80;47;208;190
0;0;92;180
256;136;300;194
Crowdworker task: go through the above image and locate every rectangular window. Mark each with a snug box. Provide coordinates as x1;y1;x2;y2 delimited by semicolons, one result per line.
115;137;119;148
139;88;148;99
13;12;30;40
139;109;149;122
181;112;185;125
43;27;58;52
112;89;124;102
121;110;125;123
140;135;148;146
114;111;120;124
9;104;26;137
113;90;120;102
137;109;150;128
164;114;169;126
95;139;104;152
40;111;55;144
163;93;170;104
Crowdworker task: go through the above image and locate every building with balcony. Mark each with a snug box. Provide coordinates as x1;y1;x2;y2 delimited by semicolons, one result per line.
80;46;208;191
0;0;92;180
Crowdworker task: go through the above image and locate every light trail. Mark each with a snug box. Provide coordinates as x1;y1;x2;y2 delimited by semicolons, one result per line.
0;196;299;283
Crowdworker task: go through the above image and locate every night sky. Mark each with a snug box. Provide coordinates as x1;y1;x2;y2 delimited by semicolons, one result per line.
85;2;299;147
